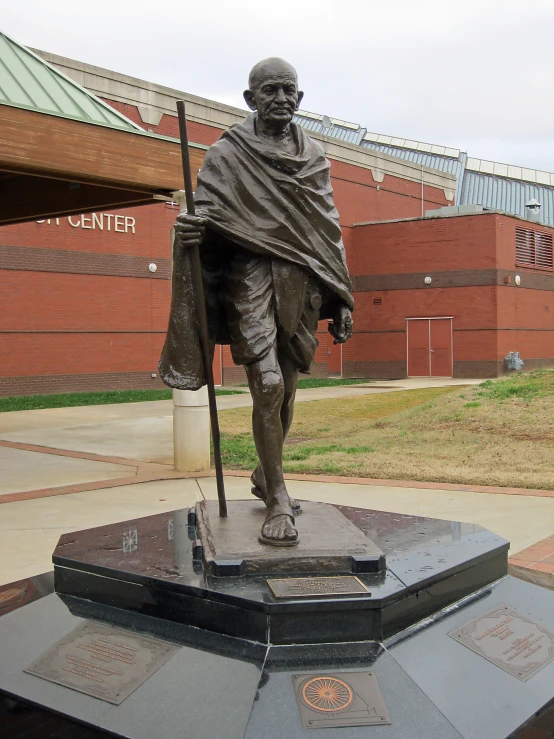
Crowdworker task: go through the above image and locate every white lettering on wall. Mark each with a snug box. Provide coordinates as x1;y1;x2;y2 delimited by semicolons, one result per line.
37;213;137;234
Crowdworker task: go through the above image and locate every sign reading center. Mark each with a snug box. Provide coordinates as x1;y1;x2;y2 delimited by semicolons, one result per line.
37;213;136;233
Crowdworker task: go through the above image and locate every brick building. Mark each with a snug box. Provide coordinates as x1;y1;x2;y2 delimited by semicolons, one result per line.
0;41;552;395
349;212;554;379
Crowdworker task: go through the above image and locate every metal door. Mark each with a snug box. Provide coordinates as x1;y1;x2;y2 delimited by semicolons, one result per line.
430;319;453;377
407;318;453;377
407;319;430;376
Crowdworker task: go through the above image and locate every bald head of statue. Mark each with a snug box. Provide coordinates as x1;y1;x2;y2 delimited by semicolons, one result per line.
243;57;304;132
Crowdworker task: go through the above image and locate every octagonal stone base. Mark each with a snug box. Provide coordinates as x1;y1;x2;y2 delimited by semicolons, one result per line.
53;504;508;646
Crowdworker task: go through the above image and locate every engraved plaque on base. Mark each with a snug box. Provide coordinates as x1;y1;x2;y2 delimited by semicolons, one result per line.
24;621;180;704
268;576;370;599
293;672;391;729
448;602;554;681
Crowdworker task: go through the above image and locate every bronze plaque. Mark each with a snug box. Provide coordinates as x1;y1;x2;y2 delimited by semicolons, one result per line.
268;576;370;599
293;672;391;729
24;621;179;704
448;602;554;682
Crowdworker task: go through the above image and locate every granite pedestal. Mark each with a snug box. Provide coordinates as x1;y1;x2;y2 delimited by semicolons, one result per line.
1;503;552;738
51;504;509;645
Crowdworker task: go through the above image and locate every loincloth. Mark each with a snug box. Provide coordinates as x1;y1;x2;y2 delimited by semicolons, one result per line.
223;248;323;372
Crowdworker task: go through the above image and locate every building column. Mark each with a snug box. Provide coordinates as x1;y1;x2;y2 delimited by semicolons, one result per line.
173;387;210;472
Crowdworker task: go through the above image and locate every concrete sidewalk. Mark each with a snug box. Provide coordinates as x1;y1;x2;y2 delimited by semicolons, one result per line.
1;377;552;589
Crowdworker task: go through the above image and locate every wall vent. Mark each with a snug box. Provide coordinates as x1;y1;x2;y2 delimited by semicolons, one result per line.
515;227;553;270
373;298;383;305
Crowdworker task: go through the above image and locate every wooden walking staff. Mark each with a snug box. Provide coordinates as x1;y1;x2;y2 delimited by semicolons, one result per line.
176;100;227;518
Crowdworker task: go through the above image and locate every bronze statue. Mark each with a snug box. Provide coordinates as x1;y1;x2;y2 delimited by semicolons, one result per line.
160;58;354;547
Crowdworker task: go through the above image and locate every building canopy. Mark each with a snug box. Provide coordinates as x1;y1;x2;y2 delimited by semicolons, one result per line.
0;32;200;226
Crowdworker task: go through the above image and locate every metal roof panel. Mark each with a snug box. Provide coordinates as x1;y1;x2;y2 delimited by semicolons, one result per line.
460;171;554;226
293;114;366;145
0;32;143;132
360;141;464;177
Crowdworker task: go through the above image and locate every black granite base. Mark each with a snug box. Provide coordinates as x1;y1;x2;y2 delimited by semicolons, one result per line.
3;506;552;738
1;575;553;739
52;505;509;645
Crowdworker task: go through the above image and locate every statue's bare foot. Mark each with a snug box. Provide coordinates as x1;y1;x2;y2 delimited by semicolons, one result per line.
251;468;301;512
259;511;298;547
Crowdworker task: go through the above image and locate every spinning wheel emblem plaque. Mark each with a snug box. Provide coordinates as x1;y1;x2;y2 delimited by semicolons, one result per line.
302;676;353;712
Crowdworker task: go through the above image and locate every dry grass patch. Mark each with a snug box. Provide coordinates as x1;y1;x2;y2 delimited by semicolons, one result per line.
218;369;554;490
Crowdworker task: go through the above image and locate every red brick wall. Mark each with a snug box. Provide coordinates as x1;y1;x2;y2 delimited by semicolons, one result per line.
353;214;498;276
330;159;449;227
103;98;225;146
0;203;176;395
1;272;170;335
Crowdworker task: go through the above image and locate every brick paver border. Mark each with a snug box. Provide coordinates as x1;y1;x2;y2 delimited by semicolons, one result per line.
1;438;553;504
509;534;554;591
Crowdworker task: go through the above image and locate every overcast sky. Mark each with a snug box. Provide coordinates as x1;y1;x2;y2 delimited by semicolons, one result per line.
4;0;554;171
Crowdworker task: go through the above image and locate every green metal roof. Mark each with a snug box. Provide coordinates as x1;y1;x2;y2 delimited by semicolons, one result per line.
0;31;144;132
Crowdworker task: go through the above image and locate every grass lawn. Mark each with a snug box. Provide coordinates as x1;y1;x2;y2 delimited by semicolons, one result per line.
0;387;243;413
218;369;554;490
1;378;369;413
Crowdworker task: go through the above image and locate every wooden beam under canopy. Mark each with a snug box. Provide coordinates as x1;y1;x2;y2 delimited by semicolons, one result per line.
0;105;206;207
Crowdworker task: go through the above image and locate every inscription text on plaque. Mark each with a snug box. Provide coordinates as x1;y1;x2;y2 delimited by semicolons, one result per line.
267;576;370;599
25;621;179;703
448;603;554;681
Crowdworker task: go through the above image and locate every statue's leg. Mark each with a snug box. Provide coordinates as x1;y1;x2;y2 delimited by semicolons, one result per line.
279;350;300;437
245;346;298;546
251;352;300;510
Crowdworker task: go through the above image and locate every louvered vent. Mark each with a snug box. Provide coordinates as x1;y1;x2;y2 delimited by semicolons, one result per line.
515;227;553;270
373;298;382;305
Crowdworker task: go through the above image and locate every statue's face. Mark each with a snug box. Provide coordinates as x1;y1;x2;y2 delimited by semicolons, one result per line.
244;62;303;129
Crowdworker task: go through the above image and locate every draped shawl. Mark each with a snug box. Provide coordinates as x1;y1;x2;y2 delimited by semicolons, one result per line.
159;113;353;390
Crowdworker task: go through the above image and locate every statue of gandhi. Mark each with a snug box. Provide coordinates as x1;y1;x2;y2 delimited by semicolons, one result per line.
159;58;354;547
